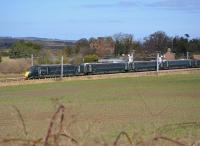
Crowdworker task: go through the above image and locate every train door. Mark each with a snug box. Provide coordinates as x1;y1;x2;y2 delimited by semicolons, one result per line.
83;64;92;74
77;65;81;73
88;64;92;72
125;63;128;71
83;64;87;74
38;67;41;76
132;62;135;71
128;62;134;71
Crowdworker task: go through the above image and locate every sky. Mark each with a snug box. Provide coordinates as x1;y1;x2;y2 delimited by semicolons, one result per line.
0;0;200;40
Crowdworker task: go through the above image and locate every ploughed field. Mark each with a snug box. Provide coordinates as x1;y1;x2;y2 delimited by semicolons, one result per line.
0;73;200;145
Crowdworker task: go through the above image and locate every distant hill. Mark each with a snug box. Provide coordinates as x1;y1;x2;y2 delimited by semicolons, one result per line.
0;37;76;50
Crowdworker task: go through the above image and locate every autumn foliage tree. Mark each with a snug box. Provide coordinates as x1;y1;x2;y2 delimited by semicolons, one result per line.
75;38;95;56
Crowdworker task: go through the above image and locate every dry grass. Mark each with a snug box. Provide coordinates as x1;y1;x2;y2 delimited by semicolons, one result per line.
0;105;193;146
0;57;31;74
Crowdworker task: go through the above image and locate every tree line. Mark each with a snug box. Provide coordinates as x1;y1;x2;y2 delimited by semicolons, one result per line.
1;31;200;63
114;31;200;59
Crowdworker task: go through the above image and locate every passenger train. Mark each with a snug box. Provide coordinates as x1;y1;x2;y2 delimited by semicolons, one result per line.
24;59;200;79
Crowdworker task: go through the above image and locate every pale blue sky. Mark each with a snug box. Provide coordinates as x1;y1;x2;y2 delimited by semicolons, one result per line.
0;0;200;40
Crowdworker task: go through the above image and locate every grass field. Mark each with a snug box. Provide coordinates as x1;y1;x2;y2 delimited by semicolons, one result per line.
0;73;200;145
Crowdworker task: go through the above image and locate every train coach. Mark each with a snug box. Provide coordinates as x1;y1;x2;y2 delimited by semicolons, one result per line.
25;64;78;79
25;59;200;79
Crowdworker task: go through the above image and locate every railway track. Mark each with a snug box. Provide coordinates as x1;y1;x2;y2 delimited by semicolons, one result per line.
0;68;200;87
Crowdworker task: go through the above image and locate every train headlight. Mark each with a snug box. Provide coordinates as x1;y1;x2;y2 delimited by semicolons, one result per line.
24;71;30;78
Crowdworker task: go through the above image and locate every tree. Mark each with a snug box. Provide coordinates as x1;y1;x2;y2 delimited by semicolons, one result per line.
89;37;96;44
113;33;136;56
83;54;98;63
75;38;95;56
76;38;90;55
9;40;41;58
173;37;187;54
173;34;200;56
143;31;171;53
189;39;200;53
64;46;74;57
89;37;114;57
36;49;53;64
172;35;191;56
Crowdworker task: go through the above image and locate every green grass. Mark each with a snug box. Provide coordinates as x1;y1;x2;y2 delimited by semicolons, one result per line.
0;73;200;144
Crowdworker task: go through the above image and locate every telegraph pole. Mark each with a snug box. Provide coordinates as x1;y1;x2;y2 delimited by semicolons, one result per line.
187;52;189;59
61;56;63;78
31;54;34;66
132;50;135;62
156;53;159;72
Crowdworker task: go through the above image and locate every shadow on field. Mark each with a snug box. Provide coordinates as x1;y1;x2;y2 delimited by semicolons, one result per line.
1;105;199;146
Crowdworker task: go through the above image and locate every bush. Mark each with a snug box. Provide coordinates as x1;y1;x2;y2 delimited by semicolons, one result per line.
69;54;83;64
35;49;69;65
0;54;2;63
83;54;98;63
0;51;9;57
0;58;31;73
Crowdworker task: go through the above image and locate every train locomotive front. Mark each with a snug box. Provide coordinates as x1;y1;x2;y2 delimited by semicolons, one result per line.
24;66;38;79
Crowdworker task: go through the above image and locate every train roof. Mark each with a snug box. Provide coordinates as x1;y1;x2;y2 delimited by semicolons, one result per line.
32;64;76;67
98;58;127;63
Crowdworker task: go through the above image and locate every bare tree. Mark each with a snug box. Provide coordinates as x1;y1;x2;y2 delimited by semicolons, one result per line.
143;31;171;53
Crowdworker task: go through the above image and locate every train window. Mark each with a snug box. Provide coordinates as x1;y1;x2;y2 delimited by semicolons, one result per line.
30;66;36;72
38;67;47;75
